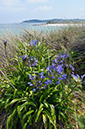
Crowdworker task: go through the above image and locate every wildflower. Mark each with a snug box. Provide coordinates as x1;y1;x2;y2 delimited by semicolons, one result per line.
52;76;54;79
43;86;45;89
69;64;74;71
57;64;63;73
30;40;37;46
60;53;65;58
72;74;81;84
62;74;67;79
28;74;34;80
30;56;33;60
3;40;7;46
46;66;51;73
27;82;32;86
65;54;69;59
81;74;85;80
21;55;27;62
51;63;55;70
32;88;36;92
44;79;52;85
40;72;44;79
59;60;63;64
55;58;58;63
56;81;61;85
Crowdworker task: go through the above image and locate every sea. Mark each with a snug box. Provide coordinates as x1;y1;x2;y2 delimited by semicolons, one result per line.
0;22;66;36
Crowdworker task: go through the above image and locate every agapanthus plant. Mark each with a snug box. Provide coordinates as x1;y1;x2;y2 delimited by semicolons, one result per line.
0;39;84;129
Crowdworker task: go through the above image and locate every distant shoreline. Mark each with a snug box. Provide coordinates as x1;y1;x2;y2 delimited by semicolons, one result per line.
33;23;85;27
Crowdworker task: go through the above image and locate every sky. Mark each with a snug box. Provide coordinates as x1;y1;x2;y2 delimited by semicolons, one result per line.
0;0;85;24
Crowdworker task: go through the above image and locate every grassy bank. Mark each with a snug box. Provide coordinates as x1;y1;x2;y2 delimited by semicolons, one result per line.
0;26;85;129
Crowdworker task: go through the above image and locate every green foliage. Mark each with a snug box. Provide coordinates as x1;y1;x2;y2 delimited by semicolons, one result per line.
0;39;83;129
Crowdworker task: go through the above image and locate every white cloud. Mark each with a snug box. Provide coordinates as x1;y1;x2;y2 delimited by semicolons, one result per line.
26;0;48;4
0;0;26;12
33;5;52;12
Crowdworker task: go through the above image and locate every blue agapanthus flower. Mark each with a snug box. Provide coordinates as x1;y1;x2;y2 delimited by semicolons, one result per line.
56;80;61;85
21;55;27;62
44;79;52;85
57;64;63;73
30;40;37;46
27;82;32;86
32;88;36;92
3;40;7;46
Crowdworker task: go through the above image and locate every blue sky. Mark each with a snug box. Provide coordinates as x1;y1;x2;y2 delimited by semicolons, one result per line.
0;0;85;23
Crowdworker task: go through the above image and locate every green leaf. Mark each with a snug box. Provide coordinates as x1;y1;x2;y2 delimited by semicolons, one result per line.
23;110;34;121
35;103;43;122
5;98;23;108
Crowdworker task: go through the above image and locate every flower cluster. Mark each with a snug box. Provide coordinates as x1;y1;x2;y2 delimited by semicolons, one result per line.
21;55;38;68
29;40;37;49
27;53;70;92
28;56;38;67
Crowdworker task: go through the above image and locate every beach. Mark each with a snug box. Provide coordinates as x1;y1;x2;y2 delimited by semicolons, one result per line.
43;23;85;27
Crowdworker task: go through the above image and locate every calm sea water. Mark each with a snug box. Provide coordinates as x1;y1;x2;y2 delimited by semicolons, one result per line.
0;23;66;36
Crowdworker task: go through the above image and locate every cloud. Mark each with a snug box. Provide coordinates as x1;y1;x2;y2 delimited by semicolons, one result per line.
33;5;52;12
0;0;26;12
26;0;48;4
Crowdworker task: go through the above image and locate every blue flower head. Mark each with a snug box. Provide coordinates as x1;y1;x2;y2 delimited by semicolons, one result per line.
60;53;66;58
56;81;61;85
21;55;27;62
3;40;7;46
44;79;52;85
33;88;36;92
30;40;37;46
57;64;63;73
27;82;32;86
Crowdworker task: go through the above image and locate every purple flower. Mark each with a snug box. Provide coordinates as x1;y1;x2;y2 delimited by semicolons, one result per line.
29;64;31;67
51;63;55;70
44;79;52;85
30;40;37;46
40;72;44;79
43;86;45;89
65;54;69;59
3;40;7;46
57;64;63;73
81;74;85;79
21;55;27;62
56;81;61;85
62;74;67;79
32;88;36;92
30;56;33;60
28;74;34;80
59;60;63;64
55;58;58;63
52;76;54;79
27;82;32;86
60;53;65;58
46;66;51;73
58;74;66;80
69;64;74;71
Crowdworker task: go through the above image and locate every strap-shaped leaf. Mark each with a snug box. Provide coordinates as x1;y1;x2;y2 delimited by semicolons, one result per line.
43;109;57;129
22;110;34;121
35;103;43;122
5;98;24;108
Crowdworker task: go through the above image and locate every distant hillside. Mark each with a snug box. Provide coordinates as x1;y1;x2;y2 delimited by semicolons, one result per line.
22;19;85;23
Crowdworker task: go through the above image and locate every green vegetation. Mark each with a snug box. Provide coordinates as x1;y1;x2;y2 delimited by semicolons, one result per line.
22;19;85;23
0;26;85;129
